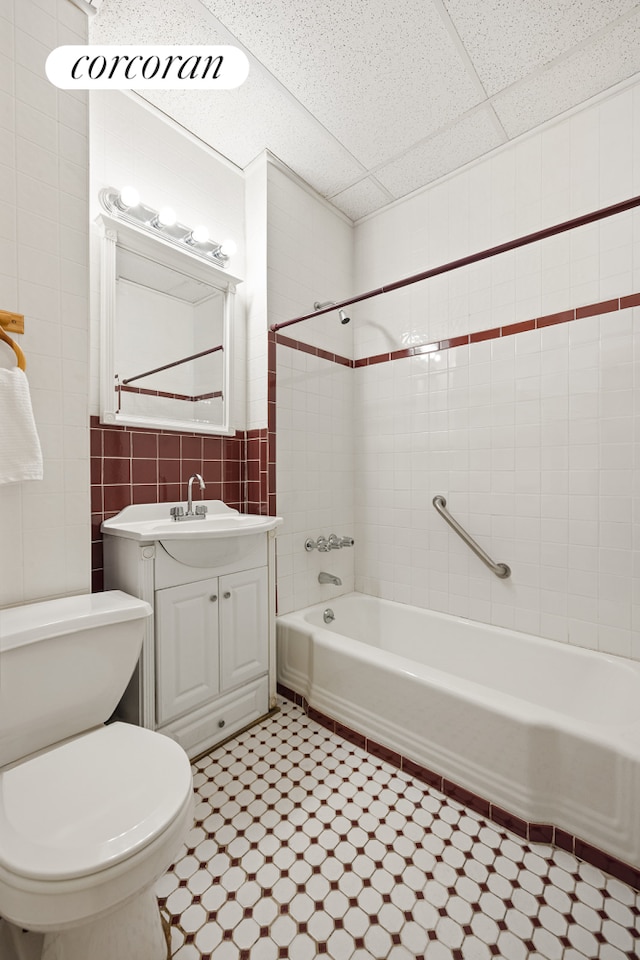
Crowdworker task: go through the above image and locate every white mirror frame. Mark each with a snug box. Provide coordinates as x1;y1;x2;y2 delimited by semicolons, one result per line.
97;213;241;436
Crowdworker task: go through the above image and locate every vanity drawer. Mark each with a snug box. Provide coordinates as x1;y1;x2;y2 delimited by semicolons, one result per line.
160;675;269;758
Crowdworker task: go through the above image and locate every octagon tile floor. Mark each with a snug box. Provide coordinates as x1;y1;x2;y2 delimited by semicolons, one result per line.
156;698;640;959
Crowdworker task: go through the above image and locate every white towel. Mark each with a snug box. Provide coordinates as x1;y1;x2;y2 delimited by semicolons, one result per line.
0;368;43;484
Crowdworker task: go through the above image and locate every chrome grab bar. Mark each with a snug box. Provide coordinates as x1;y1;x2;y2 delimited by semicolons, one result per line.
432;496;511;580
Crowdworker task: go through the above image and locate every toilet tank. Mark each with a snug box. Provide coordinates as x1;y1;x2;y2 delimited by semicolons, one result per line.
0;591;152;767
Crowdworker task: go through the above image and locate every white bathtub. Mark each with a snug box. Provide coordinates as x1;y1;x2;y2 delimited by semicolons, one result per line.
277;592;640;873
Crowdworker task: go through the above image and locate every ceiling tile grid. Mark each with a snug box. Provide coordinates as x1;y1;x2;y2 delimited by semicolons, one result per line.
328;177;394;222
91;0;640;219
374;106;506;201
492;9;640;139
198;0;486;169
442;0;639;96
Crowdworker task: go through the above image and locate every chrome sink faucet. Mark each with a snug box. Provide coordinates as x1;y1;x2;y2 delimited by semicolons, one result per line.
187;473;205;515
170;473;207;521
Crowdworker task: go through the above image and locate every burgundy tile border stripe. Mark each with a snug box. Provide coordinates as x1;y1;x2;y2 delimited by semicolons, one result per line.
274;332;353;368
275;291;639;370
276;684;640;891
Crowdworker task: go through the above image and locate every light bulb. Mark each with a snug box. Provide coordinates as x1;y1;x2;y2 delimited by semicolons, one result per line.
117;185;139;209
219;238;237;258
190;225;209;244
157;206;177;227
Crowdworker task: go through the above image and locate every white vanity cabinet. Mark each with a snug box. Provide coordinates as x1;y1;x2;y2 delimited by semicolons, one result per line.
156;567;268;724
102;501;281;758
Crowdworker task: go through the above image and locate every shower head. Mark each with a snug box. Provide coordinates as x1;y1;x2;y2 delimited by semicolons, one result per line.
313;300;351;324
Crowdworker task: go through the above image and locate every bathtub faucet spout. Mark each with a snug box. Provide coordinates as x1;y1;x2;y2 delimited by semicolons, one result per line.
318;572;342;586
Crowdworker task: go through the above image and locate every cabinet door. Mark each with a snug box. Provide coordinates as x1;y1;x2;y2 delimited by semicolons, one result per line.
219;567;268;691
156;579;220;723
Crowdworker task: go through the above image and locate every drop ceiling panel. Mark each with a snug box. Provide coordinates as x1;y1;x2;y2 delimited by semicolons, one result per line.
492;11;640;138
329;177;394;222
443;0;639;97
198;0;485;169
375;107;505;199
140;84;367;199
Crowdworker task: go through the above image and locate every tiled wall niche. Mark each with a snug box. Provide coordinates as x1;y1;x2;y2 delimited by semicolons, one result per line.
90;417;268;591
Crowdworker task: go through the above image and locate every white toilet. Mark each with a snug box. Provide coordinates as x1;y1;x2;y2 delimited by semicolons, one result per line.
0;591;194;960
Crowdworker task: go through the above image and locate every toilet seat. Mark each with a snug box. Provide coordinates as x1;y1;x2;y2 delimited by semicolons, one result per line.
0;723;192;881
0;723;194;931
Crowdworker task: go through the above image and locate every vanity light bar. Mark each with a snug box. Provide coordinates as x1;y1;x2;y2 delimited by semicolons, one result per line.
98;187;236;268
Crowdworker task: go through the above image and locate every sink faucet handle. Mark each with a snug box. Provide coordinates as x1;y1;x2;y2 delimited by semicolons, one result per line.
195;504;208;516
170;506;184;520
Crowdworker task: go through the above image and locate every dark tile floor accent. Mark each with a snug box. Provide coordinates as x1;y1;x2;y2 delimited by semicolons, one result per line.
157;699;640;959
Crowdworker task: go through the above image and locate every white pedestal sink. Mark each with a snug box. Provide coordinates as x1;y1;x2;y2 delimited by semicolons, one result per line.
102;501;282;567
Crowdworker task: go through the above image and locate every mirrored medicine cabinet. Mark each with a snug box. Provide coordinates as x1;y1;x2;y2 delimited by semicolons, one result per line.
97;213;241;436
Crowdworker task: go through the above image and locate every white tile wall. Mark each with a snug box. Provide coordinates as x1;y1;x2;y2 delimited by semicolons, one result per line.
244;154;268;432
267;162;354;362
267;160;355;614
350;80;640;659
88;91;247;430
276;347;354;614
0;0;90;607
353;308;640;657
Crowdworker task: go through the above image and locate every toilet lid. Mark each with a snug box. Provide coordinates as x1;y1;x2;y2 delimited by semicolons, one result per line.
0;723;193;881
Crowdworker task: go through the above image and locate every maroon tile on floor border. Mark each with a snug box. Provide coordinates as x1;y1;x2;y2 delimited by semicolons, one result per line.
307;706;335;732
334;721;366;750
553;828;575;853
366;739;402;769
402;757;443;791
529;823;554;844
490;804;528;839
443;780;492;818
574;838;640;889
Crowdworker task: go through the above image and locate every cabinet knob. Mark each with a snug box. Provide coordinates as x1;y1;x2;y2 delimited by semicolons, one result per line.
210;594;217;602
223;591;231;599
218;719;225;728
